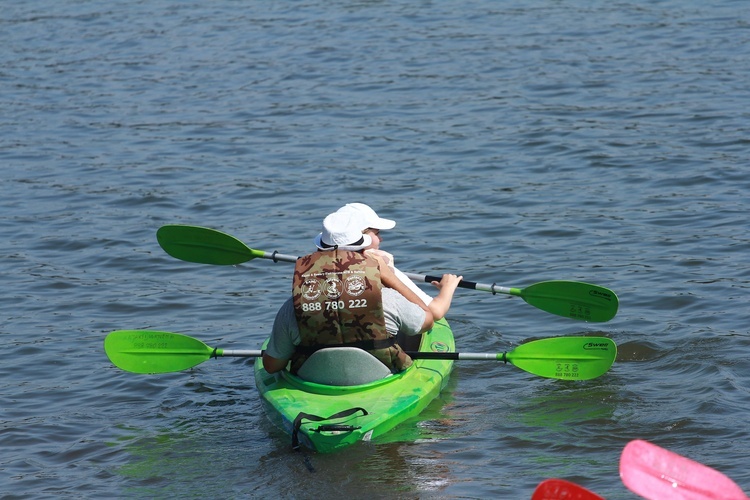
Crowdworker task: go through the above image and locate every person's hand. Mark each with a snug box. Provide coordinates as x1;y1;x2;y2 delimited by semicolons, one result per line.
431;274;462;291
427;274;463;321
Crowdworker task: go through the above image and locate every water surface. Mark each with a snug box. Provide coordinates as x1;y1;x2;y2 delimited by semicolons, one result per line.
2;1;749;498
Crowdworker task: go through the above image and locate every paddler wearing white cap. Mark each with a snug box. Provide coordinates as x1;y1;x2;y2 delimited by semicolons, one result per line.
335;203;461;322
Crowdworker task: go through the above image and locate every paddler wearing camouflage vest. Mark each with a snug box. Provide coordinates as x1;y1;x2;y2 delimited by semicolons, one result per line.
290;249;412;374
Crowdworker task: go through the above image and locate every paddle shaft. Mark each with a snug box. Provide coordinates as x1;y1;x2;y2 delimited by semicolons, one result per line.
255;250;297;264
406;272;517;295
106;329;616;379
204;347;610;365
250;254;614;317
249;252;616;321
216;349;504;361
245;249;518;295
220;349;262;357
156;225;619;322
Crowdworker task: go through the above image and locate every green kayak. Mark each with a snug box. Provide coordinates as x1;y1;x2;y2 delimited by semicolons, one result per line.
254;319;455;453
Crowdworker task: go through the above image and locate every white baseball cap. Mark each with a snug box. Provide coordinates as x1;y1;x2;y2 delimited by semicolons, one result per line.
337;203;396;230
314;211;373;251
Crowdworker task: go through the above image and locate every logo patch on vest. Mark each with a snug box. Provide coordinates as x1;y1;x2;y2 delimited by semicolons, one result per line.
345;275;366;297
302;279;322;300
324;276;343;299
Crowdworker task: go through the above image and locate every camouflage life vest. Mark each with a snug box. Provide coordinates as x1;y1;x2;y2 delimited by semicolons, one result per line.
291;249;412;374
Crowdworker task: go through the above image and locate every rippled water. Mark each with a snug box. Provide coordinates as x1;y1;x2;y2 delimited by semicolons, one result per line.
2;1;749;498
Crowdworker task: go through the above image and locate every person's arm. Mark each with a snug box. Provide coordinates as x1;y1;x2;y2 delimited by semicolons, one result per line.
373;254;431;313
393;266;433;305
261;298;298;373
418;303;435;333
384;264;435;331
382;287;433;337
427;274;463;321
262;353;289;374
366;248;433;306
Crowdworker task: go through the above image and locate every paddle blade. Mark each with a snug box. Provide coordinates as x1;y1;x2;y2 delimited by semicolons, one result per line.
532;479;604;500
156;224;261;265
620;440;749;500
104;330;216;374
506;336;616;381
520;281;619;323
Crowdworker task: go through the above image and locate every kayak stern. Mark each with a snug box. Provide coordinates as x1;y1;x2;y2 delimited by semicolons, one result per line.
254;319;455;453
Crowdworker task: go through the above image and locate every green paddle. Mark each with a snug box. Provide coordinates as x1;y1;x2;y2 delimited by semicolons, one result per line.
104;330;617;380
156;224;619;322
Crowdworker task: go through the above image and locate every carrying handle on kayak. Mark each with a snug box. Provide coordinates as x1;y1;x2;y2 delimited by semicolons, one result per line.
291;407;368;450
312;424;362;433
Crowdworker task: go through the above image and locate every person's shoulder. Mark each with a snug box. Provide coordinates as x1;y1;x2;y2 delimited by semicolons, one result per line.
274;296;295;318
278;295;294;308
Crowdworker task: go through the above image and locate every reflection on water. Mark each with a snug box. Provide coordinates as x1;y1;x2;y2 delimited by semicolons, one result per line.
112;374;462;497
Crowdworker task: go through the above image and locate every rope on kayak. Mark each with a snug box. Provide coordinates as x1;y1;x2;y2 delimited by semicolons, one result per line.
291;407;369;451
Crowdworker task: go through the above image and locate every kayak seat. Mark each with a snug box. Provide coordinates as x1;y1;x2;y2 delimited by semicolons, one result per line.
296;347;392;386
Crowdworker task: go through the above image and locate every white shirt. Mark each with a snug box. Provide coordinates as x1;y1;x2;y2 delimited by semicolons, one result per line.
365;248;433;306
